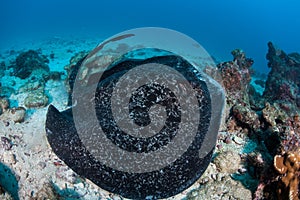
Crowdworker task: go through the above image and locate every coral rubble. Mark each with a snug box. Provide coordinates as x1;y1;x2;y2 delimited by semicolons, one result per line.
203;43;300;200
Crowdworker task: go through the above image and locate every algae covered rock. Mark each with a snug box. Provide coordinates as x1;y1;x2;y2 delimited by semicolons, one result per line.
8;107;26;123
0;97;9;111
24;91;48;108
0;107;26;123
213;150;241;174
264;42;300;110
187;175;252;200
0;97;10;116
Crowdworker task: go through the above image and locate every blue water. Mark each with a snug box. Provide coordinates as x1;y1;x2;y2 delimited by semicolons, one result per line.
1;0;300;74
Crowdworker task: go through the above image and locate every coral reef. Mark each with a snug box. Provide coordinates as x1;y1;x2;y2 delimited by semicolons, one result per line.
249;43;300;200
264;42;300;113
252;113;300;199
10;50;50;79
217;49;253;106
216;48;257;136
211;43;300;200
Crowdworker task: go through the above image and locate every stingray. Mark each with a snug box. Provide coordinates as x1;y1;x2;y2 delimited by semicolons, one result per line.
45;54;220;199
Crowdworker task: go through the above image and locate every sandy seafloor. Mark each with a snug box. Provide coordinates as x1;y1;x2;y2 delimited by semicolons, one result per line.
0;35;255;200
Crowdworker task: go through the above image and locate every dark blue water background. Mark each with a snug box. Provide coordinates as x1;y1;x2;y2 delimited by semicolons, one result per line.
1;0;299;74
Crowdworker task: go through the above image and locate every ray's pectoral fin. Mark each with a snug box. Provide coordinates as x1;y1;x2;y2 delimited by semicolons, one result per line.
45;105;91;173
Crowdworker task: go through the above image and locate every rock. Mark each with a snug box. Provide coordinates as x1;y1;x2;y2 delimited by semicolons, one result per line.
248;84;265;110
111;194;122;200
0;97;9;111
8;107;26;123
49;53;55;59
213;151;241;174
24;91;48;108
296;96;300;108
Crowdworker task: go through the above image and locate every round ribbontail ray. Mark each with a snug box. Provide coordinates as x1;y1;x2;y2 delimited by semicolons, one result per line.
45;28;225;199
